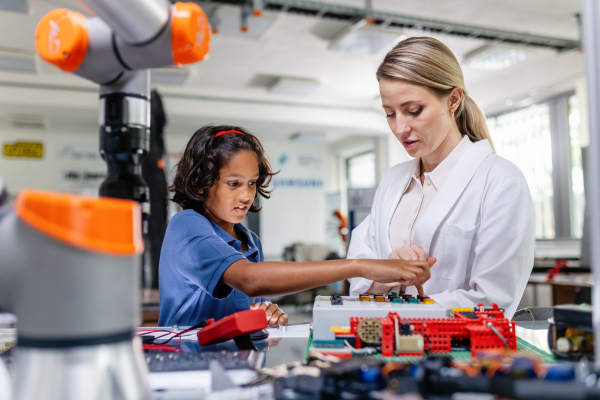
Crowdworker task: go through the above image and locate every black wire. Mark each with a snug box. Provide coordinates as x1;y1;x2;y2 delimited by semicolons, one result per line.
143;321;209;346
139;330;175;344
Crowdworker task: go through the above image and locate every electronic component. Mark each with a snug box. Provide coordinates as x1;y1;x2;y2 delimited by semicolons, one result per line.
331;294;343;305
396;334;424;354
313;295;448;341
549;304;594;360
359;294;370;301
322;303;516;357
357;318;382;344
144;349;265;372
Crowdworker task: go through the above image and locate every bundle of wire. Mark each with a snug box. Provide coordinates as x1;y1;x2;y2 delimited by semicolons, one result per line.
138;320;209;352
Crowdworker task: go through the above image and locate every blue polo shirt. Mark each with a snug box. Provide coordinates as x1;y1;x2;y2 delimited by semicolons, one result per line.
158;209;268;327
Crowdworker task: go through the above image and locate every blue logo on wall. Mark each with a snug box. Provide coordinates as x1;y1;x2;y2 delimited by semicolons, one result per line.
279;153;288;166
273;178;323;189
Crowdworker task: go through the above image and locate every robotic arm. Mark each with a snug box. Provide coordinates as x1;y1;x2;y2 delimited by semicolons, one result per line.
35;0;210;84
34;0;211;213
0;3;211;400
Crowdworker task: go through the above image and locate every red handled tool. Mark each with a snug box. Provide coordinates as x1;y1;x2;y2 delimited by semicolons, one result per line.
197;309;268;350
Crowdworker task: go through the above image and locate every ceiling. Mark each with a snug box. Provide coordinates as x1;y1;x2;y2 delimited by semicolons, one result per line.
0;0;584;142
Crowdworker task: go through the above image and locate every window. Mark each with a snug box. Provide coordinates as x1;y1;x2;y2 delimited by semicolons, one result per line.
488;92;584;240
488;104;555;239
346;151;376;189
568;95;585;239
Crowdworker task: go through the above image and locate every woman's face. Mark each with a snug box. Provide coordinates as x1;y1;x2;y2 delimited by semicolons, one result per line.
204;150;259;227
379;79;460;161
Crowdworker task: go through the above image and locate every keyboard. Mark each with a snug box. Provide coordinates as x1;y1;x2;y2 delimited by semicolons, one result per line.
144;349;265;372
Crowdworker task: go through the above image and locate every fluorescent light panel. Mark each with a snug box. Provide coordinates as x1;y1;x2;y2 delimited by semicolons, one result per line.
291;132;325;143
0;0;27;13
151;67;192;86
329;23;404;54
269;77;320;96
463;44;532;71
5;114;47;129
0;49;36;74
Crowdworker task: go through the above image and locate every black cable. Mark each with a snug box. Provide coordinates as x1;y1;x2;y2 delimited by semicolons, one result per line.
143;320;209;346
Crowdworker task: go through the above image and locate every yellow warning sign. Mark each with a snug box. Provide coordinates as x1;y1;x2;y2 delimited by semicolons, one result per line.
3;142;44;159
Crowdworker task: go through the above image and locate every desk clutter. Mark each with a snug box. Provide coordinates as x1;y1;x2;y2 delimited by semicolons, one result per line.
111;297;600;399
2;298;595;399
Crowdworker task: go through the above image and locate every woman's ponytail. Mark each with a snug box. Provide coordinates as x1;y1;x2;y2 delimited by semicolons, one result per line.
456;95;495;151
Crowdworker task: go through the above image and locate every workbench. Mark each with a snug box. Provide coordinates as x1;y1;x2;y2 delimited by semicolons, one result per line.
0;312;560;399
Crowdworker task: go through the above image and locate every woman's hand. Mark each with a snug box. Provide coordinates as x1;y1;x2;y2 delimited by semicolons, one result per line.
360;258;431;287
250;301;288;327
387;245;436;297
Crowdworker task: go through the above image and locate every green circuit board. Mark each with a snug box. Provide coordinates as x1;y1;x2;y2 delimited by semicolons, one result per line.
306;331;558;364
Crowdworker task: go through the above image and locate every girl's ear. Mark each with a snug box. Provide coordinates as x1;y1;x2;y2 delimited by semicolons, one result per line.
198;189;203;194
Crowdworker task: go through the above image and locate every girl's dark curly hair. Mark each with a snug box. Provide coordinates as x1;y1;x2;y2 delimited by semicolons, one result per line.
169;125;276;213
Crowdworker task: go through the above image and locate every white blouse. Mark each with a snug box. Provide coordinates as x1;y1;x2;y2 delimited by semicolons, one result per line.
389;135;473;253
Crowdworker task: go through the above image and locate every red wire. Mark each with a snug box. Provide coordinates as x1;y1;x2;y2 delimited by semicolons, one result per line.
142;344;185;353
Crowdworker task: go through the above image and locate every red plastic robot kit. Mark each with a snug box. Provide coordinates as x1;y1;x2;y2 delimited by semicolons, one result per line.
342;303;516;357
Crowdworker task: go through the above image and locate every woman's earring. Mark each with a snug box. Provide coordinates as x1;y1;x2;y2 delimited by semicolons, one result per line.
451;109;455;117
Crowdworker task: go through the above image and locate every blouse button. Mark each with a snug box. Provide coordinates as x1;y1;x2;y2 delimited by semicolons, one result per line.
407;224;411;230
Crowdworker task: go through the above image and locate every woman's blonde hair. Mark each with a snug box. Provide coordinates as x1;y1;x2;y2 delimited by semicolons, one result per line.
377;36;494;149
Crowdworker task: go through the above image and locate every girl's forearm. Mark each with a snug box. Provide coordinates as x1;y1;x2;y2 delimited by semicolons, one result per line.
222;259;362;297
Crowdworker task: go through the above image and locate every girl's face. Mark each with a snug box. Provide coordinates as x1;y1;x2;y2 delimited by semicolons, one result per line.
204;150;260;227
379;79;461;162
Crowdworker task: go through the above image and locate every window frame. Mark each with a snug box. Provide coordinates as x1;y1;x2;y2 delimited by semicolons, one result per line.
345;150;377;190
487;90;578;241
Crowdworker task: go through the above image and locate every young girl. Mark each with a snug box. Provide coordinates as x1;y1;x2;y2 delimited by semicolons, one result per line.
158;125;432;328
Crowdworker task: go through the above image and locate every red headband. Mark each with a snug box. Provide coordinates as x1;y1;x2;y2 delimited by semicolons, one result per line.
214;130;245;138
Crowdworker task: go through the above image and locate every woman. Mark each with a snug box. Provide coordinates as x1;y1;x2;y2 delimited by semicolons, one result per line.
348;37;534;318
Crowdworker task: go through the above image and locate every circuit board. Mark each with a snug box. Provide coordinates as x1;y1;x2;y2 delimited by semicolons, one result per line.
305;330;557;364
312;295;449;341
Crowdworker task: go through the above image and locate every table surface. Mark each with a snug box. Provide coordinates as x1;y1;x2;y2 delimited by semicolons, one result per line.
0;322;558;400
528;272;593;287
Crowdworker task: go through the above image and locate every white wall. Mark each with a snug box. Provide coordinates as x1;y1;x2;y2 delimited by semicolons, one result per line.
0;126;103;197
257;140;331;260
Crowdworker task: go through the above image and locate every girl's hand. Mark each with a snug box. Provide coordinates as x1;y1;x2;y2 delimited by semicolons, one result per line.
250;301;288;327
388;245;436;297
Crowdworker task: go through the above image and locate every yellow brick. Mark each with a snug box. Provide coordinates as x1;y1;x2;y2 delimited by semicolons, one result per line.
423;298;435;304
451;307;474;312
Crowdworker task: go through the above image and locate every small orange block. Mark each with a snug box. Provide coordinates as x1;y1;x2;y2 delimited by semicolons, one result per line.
423;298;435;304
359;295;370;301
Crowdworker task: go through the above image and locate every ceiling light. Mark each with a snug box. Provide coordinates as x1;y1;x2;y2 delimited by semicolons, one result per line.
1;0;27;13
5;114;47;130
329;22;403;54
0;48;36;74
269;77;320;96
151;67;192;86
463;44;533;71
291;132;325;143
